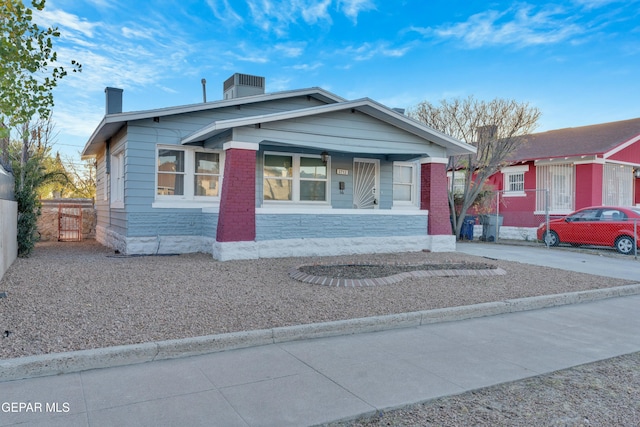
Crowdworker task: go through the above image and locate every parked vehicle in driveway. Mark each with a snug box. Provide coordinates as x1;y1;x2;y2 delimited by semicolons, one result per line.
537;206;640;254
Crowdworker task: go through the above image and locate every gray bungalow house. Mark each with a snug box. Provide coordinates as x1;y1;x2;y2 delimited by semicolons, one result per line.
82;73;475;260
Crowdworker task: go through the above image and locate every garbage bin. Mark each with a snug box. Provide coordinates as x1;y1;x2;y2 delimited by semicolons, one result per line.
460;215;476;240
480;214;503;242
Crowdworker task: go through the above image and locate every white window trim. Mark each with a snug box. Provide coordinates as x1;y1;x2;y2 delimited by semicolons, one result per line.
392;161;420;210
256;207;428;215
102;157;108;202
110;149;124;209
153;145;224;208
262;151;331;206
502;165;528;197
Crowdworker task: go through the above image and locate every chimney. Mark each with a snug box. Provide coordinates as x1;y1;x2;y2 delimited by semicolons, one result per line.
223;73;265;100
105;87;123;115
477;125;498;143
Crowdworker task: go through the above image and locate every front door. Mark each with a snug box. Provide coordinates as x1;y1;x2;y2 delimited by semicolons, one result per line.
353;158;379;209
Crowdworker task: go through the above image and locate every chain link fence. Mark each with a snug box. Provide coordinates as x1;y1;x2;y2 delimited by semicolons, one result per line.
468;189;639;259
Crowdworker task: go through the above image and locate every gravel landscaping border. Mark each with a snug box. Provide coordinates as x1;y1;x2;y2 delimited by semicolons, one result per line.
291;262;506;286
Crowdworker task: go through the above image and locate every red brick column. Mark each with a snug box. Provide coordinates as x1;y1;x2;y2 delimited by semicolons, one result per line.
420;158;451;235
216;146;256;242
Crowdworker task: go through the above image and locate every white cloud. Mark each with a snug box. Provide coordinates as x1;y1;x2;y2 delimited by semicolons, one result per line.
340;42;410;61
82;0;119;9
421;4;583;48
33;8;98;38
121;26;149;40
338;0;376;23
242;0;373;36
300;0;332;24
268;77;293;92
225;43;271;63
244;0;330;36
51;104;103;139
206;0;244;25
292;62;323;71
274;43;306;57
572;0;621;9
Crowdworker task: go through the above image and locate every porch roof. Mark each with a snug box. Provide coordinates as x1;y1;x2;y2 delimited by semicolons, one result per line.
181;98;475;157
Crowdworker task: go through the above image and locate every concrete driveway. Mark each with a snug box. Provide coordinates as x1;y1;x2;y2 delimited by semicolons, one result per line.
457;242;640;281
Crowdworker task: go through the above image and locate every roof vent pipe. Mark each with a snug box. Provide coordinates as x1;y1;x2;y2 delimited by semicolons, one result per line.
201;78;207;103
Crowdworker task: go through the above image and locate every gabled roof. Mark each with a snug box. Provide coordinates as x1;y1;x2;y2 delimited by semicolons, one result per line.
81;88;345;157
508;117;640;162
181;97;475;156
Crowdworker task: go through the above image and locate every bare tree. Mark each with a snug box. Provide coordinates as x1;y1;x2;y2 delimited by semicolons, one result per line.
61;155;96;199
410;96;541;239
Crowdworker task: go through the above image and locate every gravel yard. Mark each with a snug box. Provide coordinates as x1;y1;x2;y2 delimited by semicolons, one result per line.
1;240;639;425
0;240;633;359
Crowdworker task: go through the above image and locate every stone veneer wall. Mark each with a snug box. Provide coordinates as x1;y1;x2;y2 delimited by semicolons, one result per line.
37;199;96;241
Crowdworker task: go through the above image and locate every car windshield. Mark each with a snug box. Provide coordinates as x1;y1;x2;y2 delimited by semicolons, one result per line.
630;208;640;217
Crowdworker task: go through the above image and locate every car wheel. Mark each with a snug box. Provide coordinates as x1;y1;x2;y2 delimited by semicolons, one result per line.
615;236;635;255
544;231;559;247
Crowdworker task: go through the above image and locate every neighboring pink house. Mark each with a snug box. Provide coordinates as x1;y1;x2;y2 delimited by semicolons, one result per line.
484;117;640;231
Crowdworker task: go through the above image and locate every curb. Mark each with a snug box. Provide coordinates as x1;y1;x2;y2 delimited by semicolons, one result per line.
2;283;640;382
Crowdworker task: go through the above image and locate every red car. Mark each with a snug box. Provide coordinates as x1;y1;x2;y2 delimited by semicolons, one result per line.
537;206;640;254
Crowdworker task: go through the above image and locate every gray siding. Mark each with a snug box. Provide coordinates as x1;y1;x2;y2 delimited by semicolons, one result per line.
110;127;127;235
123;123;158;216
256;214;427;240
95;133;127;237
127;212;204;237
234;109;449;157
95;148;109;232
202;213;219;238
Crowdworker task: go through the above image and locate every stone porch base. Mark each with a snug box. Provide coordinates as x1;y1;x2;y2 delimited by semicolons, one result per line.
212;235;456;261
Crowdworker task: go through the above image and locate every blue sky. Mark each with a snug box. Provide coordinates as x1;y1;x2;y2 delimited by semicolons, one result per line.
35;0;640;160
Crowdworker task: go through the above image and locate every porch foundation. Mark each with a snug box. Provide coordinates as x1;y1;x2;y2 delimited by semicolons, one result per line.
211;235;454;261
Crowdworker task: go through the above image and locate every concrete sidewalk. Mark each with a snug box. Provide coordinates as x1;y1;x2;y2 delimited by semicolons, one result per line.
1;293;639;426
457;241;640;281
